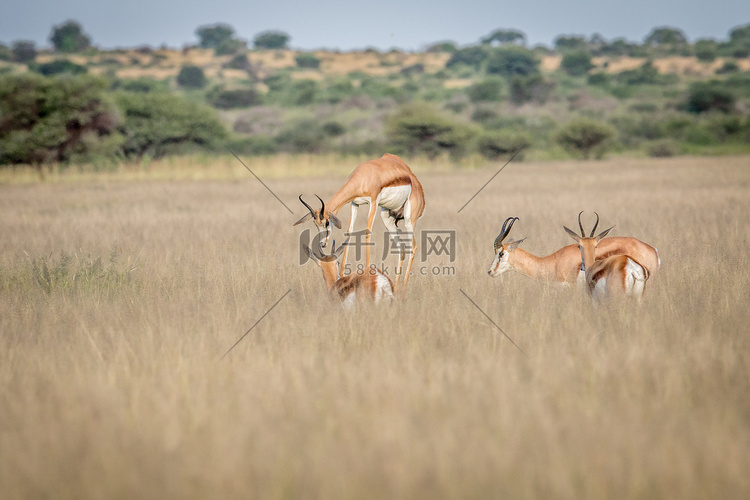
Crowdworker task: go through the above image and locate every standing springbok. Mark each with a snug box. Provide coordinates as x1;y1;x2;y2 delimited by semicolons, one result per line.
488;216;660;285
563;212;650;302
303;239;394;308
294;153;425;293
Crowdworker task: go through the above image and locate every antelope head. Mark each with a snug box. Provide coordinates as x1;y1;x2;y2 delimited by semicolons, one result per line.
488;216;526;277
303;239;349;289
293;194;343;248
563;211;614;273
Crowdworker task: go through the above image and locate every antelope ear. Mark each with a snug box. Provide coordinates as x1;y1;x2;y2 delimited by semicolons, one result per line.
293;212;314;226
507;237;526;252
563;226;580;242
334;237;350;257
329;213;342;229
303;245;316;262
595;226;614;242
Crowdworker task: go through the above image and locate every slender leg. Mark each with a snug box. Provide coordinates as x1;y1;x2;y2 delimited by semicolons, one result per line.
379;207;402;291
402;232;417;291
365;203;377;270
341;203;358;274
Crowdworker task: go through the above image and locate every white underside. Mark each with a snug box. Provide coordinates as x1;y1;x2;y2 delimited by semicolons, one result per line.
377;184;411;211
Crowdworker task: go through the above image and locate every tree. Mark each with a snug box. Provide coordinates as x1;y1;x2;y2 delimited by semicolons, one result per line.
253;31;290;49
445;46;488;70
554;36;587;52
556;119;615;159
466;77;503;102
694;39;718;62
481;29;526;46
477;130;530;160
196;23;235;49
486;47;538;77
644;27;688;51
176;65;207;89
385;102;474;159
560;51;594;76
49;20;92;53
682;82;736;114
11;40;36;62
114;92;227;160
295;52;320;69
0;74;118;167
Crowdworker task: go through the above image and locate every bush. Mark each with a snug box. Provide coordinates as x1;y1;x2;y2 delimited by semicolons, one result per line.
30;59;88;76
682;81;736;114
295;53;321;69
114;91;227;160
274;119;328;154
176;65;207;89
11;41;36;63
509;74;554;105
477;130;530;160
386;102;475;159
646;139;680;157
215;39;247;56
694;39;718;62
254;31;290;50
466;77;503;102
556;118;615;159
111;78;168;93
485;46;538;77
716;61;740;74
0;74;118;166
445;46;488;70
207;87;262;109
560;51;594;76
587;72;611;86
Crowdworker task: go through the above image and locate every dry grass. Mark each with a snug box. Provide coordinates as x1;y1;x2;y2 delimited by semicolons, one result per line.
1;155;749;499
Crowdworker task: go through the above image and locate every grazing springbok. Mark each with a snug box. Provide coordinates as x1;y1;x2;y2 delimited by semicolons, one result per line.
564;212;650;302
294;153;425;293
488;216;660;286
303;239;394;309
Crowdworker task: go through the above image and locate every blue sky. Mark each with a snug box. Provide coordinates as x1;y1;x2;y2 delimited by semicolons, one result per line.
2;0;749;50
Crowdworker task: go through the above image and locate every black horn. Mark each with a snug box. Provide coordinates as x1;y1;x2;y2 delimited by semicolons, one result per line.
299;195;316;217
577;211;585;237
590;212;600;237
494;217;519;251
315;194;325;217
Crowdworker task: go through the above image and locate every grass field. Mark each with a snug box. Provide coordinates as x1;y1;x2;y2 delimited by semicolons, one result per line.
1;155;749;499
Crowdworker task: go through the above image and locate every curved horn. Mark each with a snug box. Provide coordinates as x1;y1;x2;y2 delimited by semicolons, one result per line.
315;194;326;217
577;211;585;237
299;195;316;217
590;212;600;237
494;217;519;250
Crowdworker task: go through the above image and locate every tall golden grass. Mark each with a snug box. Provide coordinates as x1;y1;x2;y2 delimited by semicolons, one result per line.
1;155;749;499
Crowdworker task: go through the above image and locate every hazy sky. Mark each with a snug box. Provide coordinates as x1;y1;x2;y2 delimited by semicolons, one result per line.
2;0;749;51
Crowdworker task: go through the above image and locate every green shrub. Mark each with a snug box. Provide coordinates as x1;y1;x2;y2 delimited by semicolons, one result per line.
215;39;247;56
694;39;718;62
560;50;594;76
176;65;207;89
30;59;88;76
111;78;168;93
207;87;262;109
196;24;235;49
716;61;739;74
274;119;328;154
466;77;503;102
556;118;615;159
114;91;227;160
646;139;680;157
49;20;92;53
0;44;12;61
386;102;475;159
587;72;611;86
254;31;290;49
446;46;488;70
509;74;554;105
11;41;36;62
485;46;538;77
477;130;530;160
295;53;321;69
682;81;736;114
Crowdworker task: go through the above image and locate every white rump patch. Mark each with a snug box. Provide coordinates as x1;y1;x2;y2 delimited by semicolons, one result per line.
377;185;411;211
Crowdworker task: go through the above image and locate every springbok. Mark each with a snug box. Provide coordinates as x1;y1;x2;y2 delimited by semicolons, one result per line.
303;239;394;309
488;216;660;286
564;212;650;302
294;153;425;293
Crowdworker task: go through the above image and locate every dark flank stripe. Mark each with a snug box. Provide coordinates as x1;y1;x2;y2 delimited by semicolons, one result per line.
382;176;411;188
